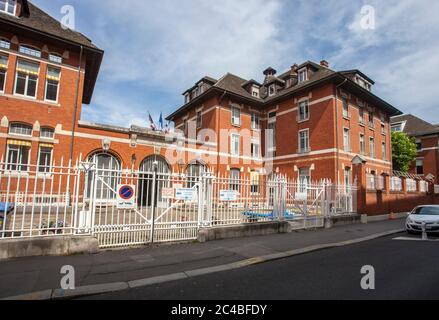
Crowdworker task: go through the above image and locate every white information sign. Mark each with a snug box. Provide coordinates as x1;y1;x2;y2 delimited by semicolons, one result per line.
220;190;238;202
175;188;197;202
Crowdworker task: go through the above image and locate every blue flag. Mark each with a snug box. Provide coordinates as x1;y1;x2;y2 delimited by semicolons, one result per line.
158;112;164;131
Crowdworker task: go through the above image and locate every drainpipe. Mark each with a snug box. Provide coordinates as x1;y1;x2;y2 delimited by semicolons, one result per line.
69;45;84;163
335;78;347;184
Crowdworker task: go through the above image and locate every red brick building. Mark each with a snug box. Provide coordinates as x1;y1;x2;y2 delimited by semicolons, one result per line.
391;114;439;183
0;1;402;188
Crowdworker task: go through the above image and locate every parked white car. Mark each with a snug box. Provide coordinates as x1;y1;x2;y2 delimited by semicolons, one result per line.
406;205;439;234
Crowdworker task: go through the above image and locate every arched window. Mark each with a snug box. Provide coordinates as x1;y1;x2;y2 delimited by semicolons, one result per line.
138;155;171;207
48;53;62;64
186;161;207;188
19;45;41;58
0;38;10;50
9;123;32;136
86;152;121;200
40;127;55;139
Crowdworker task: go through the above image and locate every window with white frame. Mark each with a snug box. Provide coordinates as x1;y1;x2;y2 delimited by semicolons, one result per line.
251;86;260;98
15;60;39;98
369;137;375;158
299;168;310;192
344;167;352;186
416;139;422;151
183;118;188;136
298;100;309;121
0;55;7;92
38;146;52;173
40;127;55;139
342;98;349;118
0;0;16;15
268;85;276;97
366;173;376;190
381;123;386;135
376;175;385;191
382;142;387;161
359;108;365;125
0;39;10;49
391;122;404;132
360;134;365;155
298;68;308;83
196;111;202;129
9;123;32;136
6;143;30;171
184;93;190;104
251;138;260;158
229;168;240;191
48;54;63;64
251;113;260;130
19;45;41;58
343;128;350;152
299;129;309;153
416;159;424;175
250;170;260;194
231;106;241;126
368;111;374;128
268;121;276;149
45;66;60;102
390;177;402;192
407;179;417;192
231;134;240;156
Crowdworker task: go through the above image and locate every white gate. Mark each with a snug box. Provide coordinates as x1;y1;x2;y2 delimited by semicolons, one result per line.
0;157;357;249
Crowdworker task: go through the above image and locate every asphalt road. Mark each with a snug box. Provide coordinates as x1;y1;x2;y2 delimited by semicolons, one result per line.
82;233;439;300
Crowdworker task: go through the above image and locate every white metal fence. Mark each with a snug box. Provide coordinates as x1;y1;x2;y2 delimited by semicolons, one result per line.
0;158;357;248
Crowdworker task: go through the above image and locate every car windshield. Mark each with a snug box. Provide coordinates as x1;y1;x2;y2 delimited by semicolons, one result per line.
412;207;439;215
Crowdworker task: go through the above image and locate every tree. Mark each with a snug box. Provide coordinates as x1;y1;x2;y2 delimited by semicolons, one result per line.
391;132;417;172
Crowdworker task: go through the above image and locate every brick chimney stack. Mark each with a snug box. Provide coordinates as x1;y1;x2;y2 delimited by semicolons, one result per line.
320;60;329;68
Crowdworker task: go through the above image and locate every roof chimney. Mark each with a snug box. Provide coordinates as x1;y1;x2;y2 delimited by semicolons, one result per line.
291;64;299;74
320;60;329;68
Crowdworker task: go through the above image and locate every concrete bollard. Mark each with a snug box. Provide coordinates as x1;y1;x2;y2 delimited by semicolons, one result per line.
422;222;428;241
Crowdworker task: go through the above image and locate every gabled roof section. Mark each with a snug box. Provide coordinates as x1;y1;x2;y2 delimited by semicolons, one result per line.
213;73;263;102
0;1;104;104
391;114;439;136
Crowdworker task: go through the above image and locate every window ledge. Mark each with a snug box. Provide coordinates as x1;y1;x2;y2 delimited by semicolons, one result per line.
0;92;61;107
297;118;310;123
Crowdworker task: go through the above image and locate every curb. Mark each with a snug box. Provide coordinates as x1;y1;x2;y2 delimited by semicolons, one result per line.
2;229;405;300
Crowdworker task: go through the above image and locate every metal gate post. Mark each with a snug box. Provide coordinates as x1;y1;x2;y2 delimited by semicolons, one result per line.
197;173;204;227
149;162;158;244
205;173;214;227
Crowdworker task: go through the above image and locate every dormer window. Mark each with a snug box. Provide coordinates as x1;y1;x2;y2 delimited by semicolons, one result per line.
0;0;16;15
184;93;190;104
356;76;372;91
268;84;276;97
298;68;308;83
19;45;42;58
251;85;260;98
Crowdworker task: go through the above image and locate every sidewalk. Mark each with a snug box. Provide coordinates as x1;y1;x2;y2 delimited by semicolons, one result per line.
0;219;405;299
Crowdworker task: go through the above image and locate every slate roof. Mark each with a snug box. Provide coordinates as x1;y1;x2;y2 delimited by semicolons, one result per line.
0;0;104;104
0;1;98;49
167;60;402;121
391;114;439;136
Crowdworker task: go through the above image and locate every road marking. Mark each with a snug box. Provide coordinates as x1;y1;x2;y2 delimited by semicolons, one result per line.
393;237;439;242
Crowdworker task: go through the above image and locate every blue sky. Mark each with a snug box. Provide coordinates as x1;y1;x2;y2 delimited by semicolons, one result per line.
32;0;439;127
